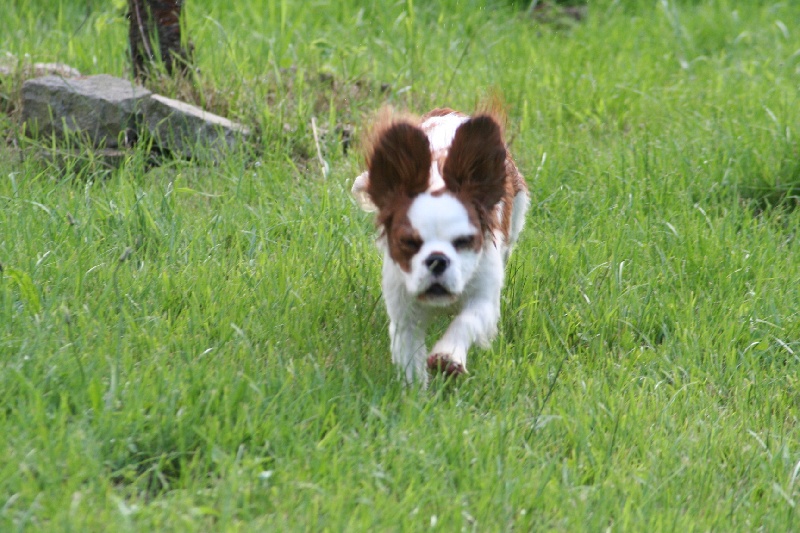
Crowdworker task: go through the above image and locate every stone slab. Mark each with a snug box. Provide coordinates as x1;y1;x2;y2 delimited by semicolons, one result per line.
142;93;250;159
22;75;151;148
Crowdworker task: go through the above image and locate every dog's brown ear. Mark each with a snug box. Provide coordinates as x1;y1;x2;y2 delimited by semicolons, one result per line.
442;115;506;212
366;122;431;211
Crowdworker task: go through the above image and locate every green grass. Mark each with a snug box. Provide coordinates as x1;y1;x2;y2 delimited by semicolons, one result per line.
2;0;800;530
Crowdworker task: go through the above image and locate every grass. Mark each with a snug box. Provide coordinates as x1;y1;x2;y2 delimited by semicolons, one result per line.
2;0;800;530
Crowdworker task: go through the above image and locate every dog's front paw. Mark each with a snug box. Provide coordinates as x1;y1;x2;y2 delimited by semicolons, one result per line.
426;353;466;378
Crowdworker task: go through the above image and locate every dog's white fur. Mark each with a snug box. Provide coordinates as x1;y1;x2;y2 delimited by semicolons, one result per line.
353;109;529;385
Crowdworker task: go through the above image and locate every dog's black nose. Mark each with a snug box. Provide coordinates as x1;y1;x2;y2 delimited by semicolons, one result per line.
425;253;450;276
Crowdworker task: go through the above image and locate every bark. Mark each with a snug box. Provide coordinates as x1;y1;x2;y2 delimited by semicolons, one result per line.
128;0;190;79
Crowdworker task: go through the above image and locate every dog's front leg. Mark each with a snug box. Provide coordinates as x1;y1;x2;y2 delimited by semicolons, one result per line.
389;318;428;385
383;266;430;385
427;247;504;378
427;296;500;377
428;246;505;377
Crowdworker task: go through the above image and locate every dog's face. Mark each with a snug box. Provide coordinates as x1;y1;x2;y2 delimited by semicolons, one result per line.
385;191;484;305
366;115;507;306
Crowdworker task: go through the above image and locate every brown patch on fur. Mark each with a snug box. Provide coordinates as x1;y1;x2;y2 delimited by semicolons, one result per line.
442;115;507;237
383;202;420;273
365;116;432;273
441;98;526;243
498;153;526;241
366;121;431;211
427;353;466;377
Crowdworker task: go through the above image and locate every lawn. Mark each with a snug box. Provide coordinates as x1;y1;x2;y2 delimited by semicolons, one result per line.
2;0;800;530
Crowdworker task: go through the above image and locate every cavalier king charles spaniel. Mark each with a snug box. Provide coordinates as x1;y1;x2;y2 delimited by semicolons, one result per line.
352;107;529;385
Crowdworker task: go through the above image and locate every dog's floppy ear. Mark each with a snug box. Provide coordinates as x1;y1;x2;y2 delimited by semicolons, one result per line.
366;122;431;211
442;115;507;212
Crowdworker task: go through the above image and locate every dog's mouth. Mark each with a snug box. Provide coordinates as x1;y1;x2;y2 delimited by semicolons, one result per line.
418;282;457;303
426;283;450;296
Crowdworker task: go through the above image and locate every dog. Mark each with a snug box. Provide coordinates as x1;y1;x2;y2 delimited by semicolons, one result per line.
352;107;529;385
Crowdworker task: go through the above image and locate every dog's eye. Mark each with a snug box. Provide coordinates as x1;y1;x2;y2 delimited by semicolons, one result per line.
399;237;422;252
452;235;476;249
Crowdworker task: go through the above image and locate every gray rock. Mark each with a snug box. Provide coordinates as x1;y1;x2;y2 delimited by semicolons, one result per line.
21;74;249;159
22;75;150;148
142;94;250;159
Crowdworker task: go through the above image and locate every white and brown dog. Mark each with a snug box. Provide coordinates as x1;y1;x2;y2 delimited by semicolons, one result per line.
352;107;529;385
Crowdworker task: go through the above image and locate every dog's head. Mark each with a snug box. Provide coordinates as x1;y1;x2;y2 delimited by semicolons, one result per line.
365;114;507;305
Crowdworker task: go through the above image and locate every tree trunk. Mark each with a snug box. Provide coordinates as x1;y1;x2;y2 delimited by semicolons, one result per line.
128;0;190;79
